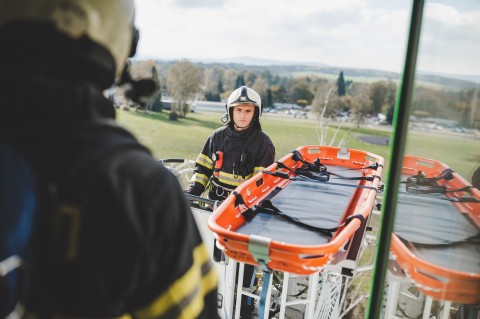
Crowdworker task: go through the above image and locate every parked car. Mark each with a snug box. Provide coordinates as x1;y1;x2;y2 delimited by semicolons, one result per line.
292;111;308;119
264;107;277;113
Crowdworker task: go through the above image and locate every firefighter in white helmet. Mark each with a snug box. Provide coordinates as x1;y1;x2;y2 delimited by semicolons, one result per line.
186;86;275;201
186;86;275;316
0;0;217;317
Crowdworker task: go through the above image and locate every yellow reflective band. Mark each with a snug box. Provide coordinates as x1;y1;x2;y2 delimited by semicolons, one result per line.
196;154;213;170
217;171;253;187
253;166;265;174
178;258;218;319
191;173;209;187
134;243;217;319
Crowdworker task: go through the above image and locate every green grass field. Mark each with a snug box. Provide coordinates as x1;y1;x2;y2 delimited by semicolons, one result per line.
116;110;392;160
117;109;479;181
404;131;480;180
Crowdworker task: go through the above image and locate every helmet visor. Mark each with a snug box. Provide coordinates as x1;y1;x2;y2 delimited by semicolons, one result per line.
227;86;261;108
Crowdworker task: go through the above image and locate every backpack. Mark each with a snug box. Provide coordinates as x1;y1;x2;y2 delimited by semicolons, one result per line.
0;143;37;317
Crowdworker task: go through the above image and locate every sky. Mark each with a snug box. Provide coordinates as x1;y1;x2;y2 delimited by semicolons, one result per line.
135;0;480;76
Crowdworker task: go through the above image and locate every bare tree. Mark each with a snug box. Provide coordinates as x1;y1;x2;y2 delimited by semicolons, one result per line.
312;85;333;145
167;59;201;117
203;67;223;94
311;82;334;117
351;92;372;128
222;69;240;96
368;81;390;115
252;78;269;101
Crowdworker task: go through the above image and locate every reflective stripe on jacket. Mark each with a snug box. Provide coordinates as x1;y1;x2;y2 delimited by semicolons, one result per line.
186;124;275;200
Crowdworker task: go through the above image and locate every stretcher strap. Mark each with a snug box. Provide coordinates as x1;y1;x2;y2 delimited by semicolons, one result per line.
329;172;381;181
291;150;328;173
261;169;290;179
258;271;272;319
404;171;480;202
293;176;379;192
405;179;447;194
263;167;379;192
260;200;334;237
276;161;330;182
406;233;480;247
275;159;379;184
233;191;253;218
290;149;381;179
248;200;365;238
248;235;272;272
331;161;383;171
404;169;453;194
247;266;258;306
448;194;480;203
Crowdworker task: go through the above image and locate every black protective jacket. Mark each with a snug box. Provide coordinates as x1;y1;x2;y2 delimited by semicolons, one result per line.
186;123;275;200
0;59;218;317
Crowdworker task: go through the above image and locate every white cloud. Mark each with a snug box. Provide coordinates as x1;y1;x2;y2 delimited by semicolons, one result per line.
425;3;463;25
417;2;480;75
135;0;480;76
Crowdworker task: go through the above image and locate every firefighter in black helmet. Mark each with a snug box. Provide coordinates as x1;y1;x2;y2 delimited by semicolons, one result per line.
0;0;217;317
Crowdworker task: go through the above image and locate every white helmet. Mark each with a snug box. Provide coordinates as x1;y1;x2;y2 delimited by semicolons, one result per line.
226;86;263;116
0;0;136;77
223;86;263;128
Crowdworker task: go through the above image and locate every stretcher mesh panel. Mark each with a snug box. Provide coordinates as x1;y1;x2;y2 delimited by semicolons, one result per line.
236;166;362;246
394;183;477;245
394;175;479;274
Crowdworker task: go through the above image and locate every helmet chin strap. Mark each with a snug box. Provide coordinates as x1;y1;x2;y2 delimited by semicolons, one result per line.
234;122;251;130
233;118;254;130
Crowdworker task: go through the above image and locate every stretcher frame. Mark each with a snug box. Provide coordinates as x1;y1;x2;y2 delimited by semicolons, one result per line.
390;155;480;304
208;145;384;275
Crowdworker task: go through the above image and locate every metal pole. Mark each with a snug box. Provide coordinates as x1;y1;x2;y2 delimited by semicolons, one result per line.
365;0;425;318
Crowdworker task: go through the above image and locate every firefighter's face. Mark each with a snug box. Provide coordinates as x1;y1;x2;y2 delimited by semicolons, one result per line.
232;104;255;131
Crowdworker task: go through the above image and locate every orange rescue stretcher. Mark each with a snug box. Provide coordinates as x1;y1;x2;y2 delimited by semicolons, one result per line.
208;145;384;275
391;155;480;304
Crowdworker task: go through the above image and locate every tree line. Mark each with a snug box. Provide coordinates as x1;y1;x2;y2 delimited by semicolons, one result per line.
125;59;479;128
